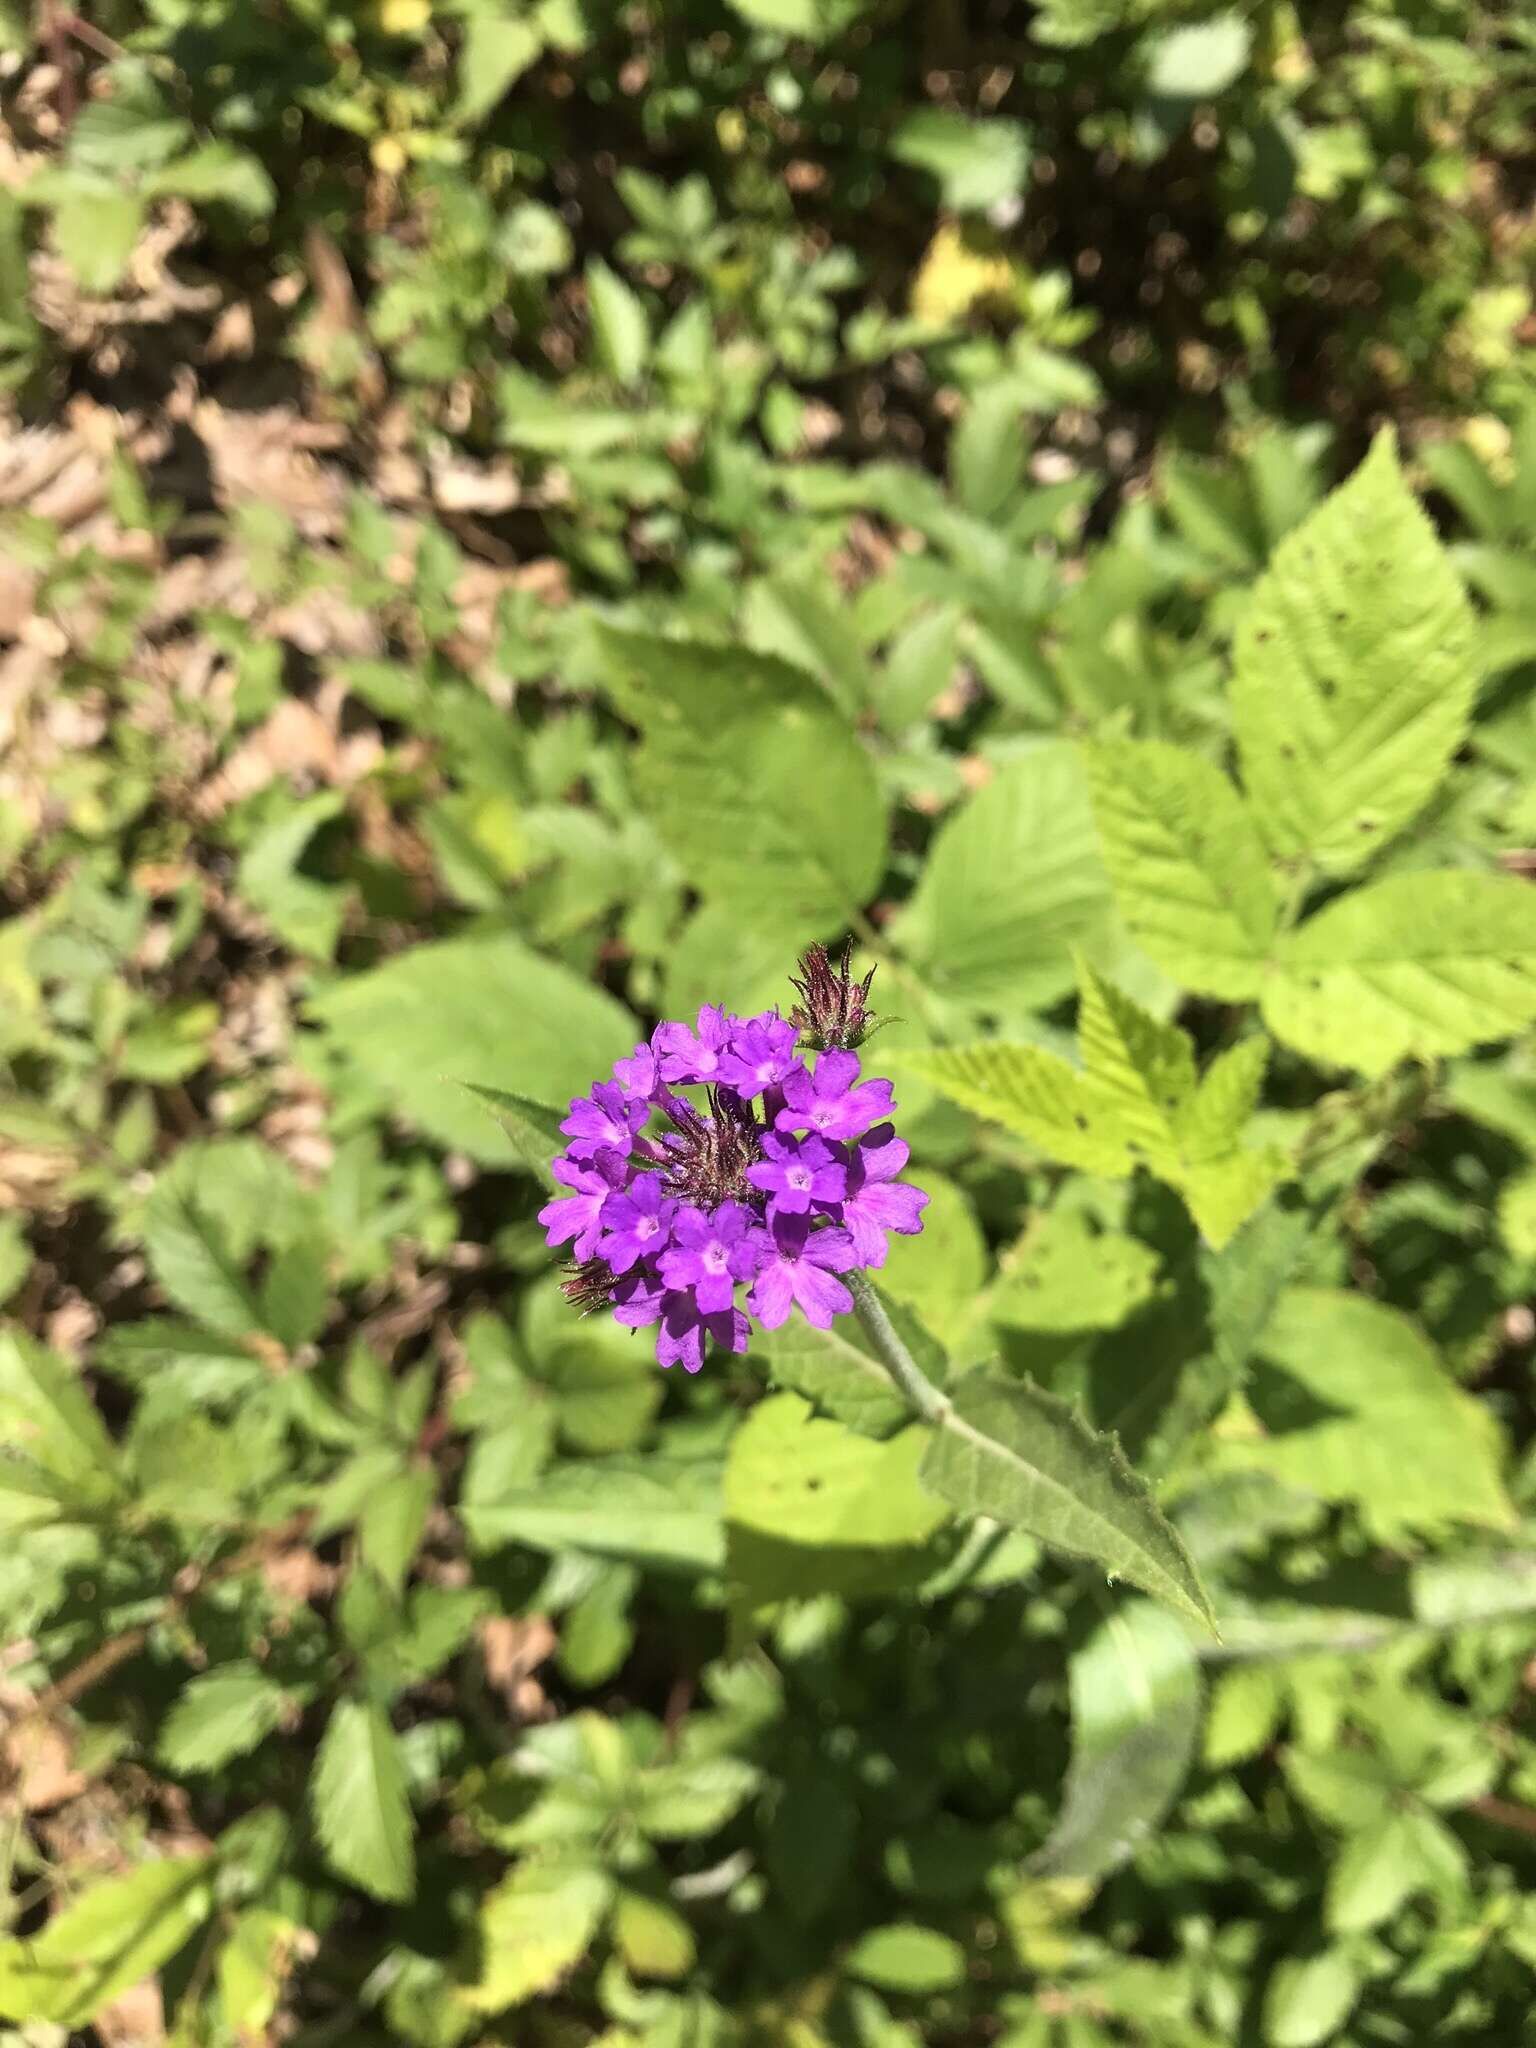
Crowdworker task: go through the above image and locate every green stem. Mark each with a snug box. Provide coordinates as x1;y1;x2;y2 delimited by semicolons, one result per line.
847;1271;951;1425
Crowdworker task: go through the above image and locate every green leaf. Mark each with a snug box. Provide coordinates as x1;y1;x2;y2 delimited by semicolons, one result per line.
1261;870;1536;1075
1031;1600;1201;1882
890;1039;1131;1177
889;746;1112;1012
992;1210;1162;1334
0;1330;120;1507
1263;1950;1361;2048
464;1455;725;1574
140;1181;262;1340
146;141;275;214
594;629;886;934
308;929;636;1163
893;963;1285;1246
1231;429;1480;875
310;1699;415;1904
0;1856;212;2027
359;1463;435;1593
845;1922;967;1993
1214;1288;1514;1540
1086;739;1277;998
750;1311;912;1438
468;1860;611;2012
217;1909;304;2040
237;791;349;957
464;1085;567;1191
1325;1812;1425;1934
951;383;1025;520
49;186;145;293
877;1171;986;1350
920;1372;1215;1631
158;1664;289;1774
633;1756;760;1839
260;1236;331;1351
725;1394;950;1610
1145;17;1252;98
612;1890;696;1979
456;6;543;125
889;109;1029;213
1499;1168;1536;1259
586;257;650;385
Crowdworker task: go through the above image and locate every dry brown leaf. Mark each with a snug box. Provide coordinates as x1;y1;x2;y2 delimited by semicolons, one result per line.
91;1976;165;2048
1;1709;89;1813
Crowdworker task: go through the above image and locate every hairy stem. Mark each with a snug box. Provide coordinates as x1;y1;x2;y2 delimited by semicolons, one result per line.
848;1270;951;1425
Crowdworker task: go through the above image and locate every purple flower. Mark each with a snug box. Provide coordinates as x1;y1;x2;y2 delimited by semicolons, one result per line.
775;1049;894;1143
561;1080;649;1160
658;1201;766;1314
655;1004;735;1086
841;1124;929;1266
613;1040;659;1098
746;1132;848;1221
748;1217;857;1331
657;1295;750;1374
537;961;926;1369
597;1173;676;1275
717;1014;800;1098
537;1149;627;1261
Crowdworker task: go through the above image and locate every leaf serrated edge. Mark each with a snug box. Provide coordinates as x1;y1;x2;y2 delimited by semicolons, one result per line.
916;1372;1218;1637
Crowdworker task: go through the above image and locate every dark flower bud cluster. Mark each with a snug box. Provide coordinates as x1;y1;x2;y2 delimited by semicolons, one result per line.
788;941;879;1051
539;965;927;1373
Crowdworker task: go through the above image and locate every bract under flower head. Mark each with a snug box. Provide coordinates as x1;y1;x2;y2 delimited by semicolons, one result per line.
539;982;927;1372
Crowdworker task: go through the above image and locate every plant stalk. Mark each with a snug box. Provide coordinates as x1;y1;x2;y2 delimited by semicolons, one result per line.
847;1270;951;1425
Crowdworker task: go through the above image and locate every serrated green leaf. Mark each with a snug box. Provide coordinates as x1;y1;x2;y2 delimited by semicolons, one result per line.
311;1699;415;1904
462;1085;567;1190
594;628;886;935
0;1856;212;2027
141;1181;262;1340
467;1860;611;2012
1262;869;1536;1074
158;1664;289;1773
1231;429;1479;875
0;1330;120;1506
920;1372;1214;1632
725;1393;950;1610
1032;1600;1201;1882
889;746;1112;1012
892;968;1284;1248
1086;739;1276;998
889;1040;1133;1177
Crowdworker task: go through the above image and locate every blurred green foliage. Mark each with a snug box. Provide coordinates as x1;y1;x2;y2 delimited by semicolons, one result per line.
3;3;1536;2045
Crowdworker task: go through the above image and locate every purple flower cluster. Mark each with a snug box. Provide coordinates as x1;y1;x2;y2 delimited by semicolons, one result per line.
539;1003;928;1373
